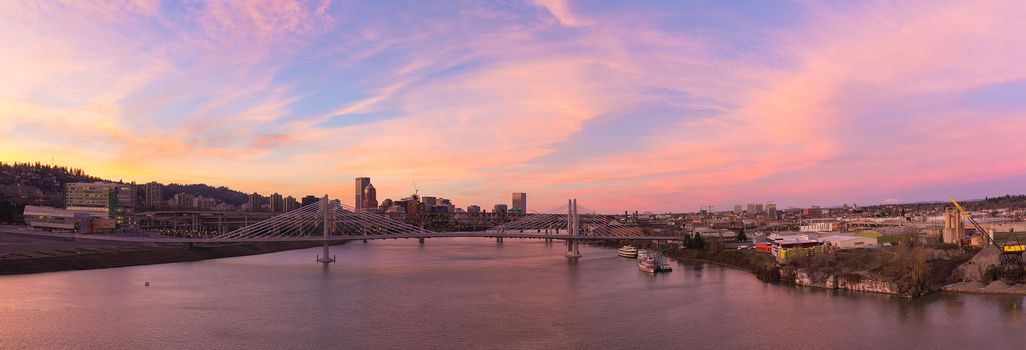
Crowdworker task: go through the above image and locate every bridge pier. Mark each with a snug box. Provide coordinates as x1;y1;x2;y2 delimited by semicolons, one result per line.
565;239;580;259
317;243;336;264
315;196;335;264
419;237;425;244
565;199;581;260
496;237;503;243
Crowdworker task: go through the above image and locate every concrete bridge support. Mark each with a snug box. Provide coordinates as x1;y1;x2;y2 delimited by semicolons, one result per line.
419;237;425;244
316;195;336;264
496;237;504;243
565;199;581;259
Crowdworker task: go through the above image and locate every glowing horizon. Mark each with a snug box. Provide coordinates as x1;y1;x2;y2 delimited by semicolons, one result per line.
2;1;1025;212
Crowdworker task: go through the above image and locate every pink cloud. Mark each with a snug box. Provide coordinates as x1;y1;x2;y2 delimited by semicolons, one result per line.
530;0;591;27
4;0;1026;212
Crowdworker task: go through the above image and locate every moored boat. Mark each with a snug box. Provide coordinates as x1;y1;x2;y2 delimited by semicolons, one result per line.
657;259;673;272
617;245;638;258
638;256;657;273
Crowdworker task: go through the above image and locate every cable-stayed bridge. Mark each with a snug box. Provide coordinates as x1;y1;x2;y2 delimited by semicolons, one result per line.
15;197;683;263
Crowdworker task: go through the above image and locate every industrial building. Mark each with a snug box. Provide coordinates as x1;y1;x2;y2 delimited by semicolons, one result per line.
942;207;964;244
819;235;878;250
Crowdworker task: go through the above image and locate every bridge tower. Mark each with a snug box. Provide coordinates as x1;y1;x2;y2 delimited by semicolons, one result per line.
317;195;336;264
566;199;581;259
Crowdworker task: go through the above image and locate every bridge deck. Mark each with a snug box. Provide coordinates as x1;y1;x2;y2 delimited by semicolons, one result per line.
1;226;682;244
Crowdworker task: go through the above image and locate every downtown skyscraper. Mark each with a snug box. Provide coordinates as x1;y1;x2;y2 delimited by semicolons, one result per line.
355;177;371;211
512;192;527;213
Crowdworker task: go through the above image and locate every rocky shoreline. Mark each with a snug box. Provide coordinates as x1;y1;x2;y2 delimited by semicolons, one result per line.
592;240;1013;298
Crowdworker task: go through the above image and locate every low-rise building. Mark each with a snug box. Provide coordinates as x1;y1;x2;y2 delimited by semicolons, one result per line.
819;234;878;250
800;221;839;232
90;217;117;232
754;242;773;253
23;205;93;233
768;233;824;263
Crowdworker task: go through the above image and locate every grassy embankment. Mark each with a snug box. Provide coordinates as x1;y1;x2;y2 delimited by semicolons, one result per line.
992;232;1026;244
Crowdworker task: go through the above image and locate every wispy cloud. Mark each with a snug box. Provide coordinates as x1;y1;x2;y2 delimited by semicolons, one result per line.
2;0;1025;211
530;0;591;27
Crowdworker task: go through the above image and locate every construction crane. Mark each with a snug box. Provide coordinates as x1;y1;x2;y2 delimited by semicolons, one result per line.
949;196;1026;254
951;198;1026;278
949;196;993;246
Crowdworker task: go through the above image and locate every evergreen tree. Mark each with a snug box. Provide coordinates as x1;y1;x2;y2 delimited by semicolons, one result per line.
689;233;706;250
736;227;748;242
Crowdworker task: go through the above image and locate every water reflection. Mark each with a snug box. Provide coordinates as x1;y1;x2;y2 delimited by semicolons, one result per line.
1000;298;1025;314
1;238;1026;349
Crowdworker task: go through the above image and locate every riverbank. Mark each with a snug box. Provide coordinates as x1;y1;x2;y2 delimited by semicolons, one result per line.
0;239;327;274
943;281;1026;295
667;248;782;282
591;240;781;282
593;240;985;298
940;245;1026;295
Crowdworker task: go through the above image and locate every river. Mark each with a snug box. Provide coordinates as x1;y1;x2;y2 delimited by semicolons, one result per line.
2;238;1025;349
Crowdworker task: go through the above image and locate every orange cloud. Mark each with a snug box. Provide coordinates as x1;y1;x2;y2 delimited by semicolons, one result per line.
3;0;1026;212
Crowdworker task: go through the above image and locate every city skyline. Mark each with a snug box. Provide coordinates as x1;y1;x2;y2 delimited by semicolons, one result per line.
3;1;1026;211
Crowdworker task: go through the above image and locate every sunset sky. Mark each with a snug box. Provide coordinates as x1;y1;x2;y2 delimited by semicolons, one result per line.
2;0;1025;212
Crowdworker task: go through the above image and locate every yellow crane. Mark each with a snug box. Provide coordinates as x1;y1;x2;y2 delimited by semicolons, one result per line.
949;196;1024;253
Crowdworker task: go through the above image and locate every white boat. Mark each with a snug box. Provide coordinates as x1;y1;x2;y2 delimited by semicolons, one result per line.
638;251;673;273
638;256;657;273
617;245;638;258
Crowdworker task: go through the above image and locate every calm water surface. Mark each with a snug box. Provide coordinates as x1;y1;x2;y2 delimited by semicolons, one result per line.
2;238;1026;349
